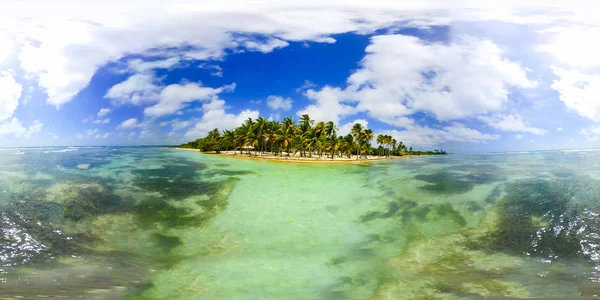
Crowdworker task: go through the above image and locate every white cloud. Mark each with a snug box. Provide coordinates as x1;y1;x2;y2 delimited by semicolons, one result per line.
117;118;139;130
166;118;197;131
92;118;111;124
11;2;434;109
0;71;22;121
580;125;600;141
184;98;259;139
550;67;600;122
241;38;289;53
295;34;535;132
557;127;563;131
478;114;547;135
297;86;355;124
97;108;111;117
27;120;43;135
346;34;536;121
127;57;180;73
197;63;223;77
539;27;600;68
515;134;524;139
266;95;293;111
337;119;368;136
0;118;26;137
105;73;162;106
144;82;235;117
381;122;499;146
95;132;110;139
0;34;12;65
86;128;98;136
76;128;99;139
296;80;317;93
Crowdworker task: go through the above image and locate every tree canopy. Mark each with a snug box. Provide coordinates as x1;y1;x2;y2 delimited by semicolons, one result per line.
180;114;446;158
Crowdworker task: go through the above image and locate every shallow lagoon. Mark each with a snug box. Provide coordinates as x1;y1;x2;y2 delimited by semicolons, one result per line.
2;147;600;299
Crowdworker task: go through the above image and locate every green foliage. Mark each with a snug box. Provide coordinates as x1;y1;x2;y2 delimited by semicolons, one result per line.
179;114;447;158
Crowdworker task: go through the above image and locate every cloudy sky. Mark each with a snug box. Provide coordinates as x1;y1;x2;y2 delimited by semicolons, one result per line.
1;0;599;152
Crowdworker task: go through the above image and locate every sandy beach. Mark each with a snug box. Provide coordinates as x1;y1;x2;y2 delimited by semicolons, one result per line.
172;148;408;163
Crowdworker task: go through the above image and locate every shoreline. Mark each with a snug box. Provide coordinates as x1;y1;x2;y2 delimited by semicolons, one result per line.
171;148;410;164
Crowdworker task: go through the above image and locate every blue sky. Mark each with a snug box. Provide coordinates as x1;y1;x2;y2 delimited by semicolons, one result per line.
1;1;600;153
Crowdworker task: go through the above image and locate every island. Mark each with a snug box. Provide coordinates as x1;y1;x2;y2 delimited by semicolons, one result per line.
177;114;446;162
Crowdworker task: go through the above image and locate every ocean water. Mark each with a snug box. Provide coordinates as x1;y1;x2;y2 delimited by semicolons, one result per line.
2;147;600;299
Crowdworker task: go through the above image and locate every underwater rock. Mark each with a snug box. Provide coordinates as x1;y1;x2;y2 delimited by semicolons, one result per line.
76;163;91;170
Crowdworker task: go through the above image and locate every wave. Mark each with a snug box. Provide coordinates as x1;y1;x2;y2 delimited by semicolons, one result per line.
6;151;25;155
561;149;600;153
44;148;79;153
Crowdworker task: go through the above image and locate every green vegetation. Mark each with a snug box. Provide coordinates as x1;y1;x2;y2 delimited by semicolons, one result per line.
180;114;447;158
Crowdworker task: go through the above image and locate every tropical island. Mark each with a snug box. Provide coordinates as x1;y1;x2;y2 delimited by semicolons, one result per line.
178;114;446;162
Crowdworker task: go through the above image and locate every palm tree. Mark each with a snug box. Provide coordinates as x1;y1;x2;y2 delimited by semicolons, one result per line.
325;121;338;159
351;123;363;160
180;112;422;160
298;114;314;157
267;120;279;154
246;125;261;157
376;135;384;157
363;129;374;158
275;125;294;156
325;121;337;138
254;117;268;154
222;130;236;152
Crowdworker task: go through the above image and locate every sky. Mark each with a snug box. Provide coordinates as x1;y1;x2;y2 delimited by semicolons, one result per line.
1;1;600;153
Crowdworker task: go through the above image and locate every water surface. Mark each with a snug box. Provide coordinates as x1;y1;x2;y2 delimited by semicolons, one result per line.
2;147;600;299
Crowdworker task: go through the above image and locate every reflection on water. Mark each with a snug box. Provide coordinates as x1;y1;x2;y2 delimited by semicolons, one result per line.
2;147;600;299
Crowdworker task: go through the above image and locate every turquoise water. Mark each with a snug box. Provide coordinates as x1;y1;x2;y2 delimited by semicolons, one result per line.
2;147;600;299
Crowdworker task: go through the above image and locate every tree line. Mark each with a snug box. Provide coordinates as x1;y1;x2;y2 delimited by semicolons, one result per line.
180;114;446;159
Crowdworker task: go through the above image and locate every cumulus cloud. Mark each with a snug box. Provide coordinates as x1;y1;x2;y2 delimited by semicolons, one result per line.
539;27;600;68
580;125;600;141
0;34;11;65
0;71;22;121
381;123;499;146
144;82;235;117
346;35;536;122
76;128;98;139
117;118;139;130
92;118;111;124
266;95;293;111
127;57;180;73
551;67;600;122
11;2;433;109
184;98;259;139
478;114;547;135
0;118;27;137
296;86;355;124
105;73;162;106
293;34;535;143
95;132;110;139
97;108;111;117
338;119;369;136
0;118;41;139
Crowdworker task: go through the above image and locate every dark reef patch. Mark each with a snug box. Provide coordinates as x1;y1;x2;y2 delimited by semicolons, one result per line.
360;199;466;228
61;185;124;221
414;164;501;195
485;176;600;261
